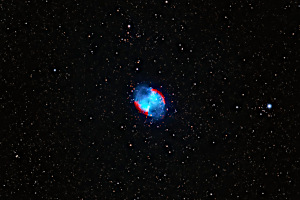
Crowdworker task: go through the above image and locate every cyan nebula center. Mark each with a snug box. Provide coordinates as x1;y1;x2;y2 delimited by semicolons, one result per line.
133;85;166;119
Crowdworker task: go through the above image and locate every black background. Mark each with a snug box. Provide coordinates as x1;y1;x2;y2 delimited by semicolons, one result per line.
1;0;299;199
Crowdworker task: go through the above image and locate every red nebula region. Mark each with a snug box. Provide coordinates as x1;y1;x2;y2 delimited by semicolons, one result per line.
151;88;166;104
134;101;148;116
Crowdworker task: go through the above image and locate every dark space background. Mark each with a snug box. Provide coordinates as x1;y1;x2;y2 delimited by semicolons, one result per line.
1;0;299;199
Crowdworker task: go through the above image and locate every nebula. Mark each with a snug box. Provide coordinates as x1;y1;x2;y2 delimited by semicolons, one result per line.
133;85;166;119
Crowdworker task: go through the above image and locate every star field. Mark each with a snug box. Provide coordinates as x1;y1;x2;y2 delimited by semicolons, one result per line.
1;0;299;199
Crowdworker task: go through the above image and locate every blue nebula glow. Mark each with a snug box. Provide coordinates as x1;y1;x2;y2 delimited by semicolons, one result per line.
133;85;166;119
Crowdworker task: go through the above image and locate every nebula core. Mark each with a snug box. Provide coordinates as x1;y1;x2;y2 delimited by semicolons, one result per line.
133;85;166;119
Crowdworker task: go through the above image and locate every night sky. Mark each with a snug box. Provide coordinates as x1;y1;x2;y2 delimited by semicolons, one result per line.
1;0;299;199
